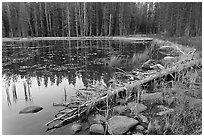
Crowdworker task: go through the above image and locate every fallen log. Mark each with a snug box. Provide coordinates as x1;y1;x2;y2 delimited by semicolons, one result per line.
46;59;201;130
94;59;201;105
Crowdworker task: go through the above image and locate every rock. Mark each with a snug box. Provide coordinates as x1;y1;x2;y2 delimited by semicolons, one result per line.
158;46;183;56
141;92;164;104
93;114;106;124
108;115;139;135
113;105;129;115
133;132;143;135
19;106;43;114
89;124;104;134
127;102;147;114
72;124;82;133
163;56;178;63
136;125;145;131
138;114;148;123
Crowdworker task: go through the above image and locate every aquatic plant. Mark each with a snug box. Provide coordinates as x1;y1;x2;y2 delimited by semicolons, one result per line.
129;48;150;69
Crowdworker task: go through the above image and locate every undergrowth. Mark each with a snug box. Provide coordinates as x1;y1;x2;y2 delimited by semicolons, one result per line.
153;67;202;135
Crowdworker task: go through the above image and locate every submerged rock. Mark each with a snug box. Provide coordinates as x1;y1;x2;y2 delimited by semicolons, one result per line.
108;115;139;135
72;124;82;133
127;102;147;114
19;106;43;114
89;124;104;134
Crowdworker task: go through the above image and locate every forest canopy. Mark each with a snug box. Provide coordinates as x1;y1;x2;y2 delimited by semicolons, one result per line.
2;2;202;38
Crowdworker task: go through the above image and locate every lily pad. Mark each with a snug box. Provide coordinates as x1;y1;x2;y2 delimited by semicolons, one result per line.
19;106;43;114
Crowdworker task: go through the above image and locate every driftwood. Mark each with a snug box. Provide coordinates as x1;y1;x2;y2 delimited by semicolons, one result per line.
45;59;201;130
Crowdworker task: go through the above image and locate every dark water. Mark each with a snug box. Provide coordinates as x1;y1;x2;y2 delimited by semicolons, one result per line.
2;40;151;135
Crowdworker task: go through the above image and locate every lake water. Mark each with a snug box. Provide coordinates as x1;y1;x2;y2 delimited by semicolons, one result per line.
2;40;151;135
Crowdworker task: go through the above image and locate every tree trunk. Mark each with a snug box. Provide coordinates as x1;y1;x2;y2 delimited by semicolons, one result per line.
67;6;71;37
108;13;112;36
75;5;79;37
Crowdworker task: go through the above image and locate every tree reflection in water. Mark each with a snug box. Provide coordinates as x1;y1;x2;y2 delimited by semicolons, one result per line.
2;40;151;106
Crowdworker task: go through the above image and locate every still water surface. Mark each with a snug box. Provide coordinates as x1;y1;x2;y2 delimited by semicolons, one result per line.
2;40;150;134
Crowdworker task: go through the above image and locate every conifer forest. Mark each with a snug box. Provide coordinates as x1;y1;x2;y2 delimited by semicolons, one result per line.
2;2;202;37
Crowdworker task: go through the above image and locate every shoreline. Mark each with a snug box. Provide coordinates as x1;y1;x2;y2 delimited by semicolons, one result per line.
2;36;153;43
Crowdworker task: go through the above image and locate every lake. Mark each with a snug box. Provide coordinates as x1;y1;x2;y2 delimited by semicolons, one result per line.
2;39;152;135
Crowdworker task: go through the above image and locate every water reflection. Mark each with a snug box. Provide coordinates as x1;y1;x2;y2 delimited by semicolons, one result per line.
2;40;150;106
5;84;11;106
12;83;17;103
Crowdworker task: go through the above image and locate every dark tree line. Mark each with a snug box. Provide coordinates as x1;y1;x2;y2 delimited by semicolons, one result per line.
2;2;202;38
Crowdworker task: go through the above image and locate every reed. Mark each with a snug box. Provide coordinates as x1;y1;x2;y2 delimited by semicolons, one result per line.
129;47;150;69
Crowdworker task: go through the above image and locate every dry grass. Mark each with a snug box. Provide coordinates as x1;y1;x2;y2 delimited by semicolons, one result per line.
156;67;202;135
129;47;150;69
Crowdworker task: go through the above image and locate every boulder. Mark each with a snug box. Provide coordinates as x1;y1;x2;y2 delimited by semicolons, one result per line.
127;102;147;114
108;115;139;135
158;45;184;56
89;124;104;134
19;106;43;114
72;124;82;133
